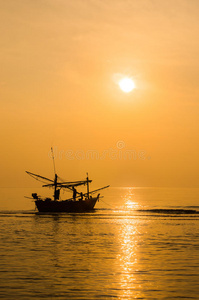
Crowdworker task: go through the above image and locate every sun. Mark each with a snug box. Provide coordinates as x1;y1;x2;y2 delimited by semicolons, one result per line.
119;77;135;93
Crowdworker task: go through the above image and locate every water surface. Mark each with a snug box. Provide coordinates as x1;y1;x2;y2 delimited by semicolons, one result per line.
0;187;199;299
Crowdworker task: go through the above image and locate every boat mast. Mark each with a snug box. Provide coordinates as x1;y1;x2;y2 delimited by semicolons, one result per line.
54;174;58;201
51;147;58;201
51;147;56;175
86;173;89;199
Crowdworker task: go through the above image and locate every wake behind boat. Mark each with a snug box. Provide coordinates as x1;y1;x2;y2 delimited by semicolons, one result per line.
26;149;109;213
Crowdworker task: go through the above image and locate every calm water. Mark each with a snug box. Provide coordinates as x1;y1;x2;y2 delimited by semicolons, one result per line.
0;187;199;299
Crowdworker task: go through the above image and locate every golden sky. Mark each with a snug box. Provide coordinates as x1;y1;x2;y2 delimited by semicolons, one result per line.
1;0;199;187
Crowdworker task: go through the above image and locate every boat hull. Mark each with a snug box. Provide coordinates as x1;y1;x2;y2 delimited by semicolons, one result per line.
35;196;99;213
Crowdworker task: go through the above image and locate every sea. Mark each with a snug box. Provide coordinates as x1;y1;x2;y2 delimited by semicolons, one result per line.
0;187;199;299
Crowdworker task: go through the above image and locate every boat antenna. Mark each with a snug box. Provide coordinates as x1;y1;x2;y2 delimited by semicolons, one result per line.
51;147;56;175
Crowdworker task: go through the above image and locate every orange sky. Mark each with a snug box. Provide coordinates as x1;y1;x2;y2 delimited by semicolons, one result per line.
0;0;199;188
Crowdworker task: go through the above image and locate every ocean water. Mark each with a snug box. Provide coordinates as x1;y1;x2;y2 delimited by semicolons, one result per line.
0;187;199;299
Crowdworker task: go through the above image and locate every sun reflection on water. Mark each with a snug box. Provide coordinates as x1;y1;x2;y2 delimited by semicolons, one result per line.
115;188;142;298
117;219;139;298
123;188;140;211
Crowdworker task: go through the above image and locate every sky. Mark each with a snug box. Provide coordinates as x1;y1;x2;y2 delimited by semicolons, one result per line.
0;0;199;188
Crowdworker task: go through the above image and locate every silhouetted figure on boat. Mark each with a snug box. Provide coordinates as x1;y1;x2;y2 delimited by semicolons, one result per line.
55;189;60;200
80;192;83;201
72;187;77;201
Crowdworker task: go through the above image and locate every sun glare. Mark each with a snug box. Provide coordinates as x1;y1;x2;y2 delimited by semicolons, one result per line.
119;77;135;93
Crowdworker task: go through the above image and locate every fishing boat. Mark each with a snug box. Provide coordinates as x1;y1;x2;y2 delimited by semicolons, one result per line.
26;149;109;213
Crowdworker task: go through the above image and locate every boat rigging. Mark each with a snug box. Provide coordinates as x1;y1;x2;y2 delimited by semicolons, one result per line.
26;149;109;212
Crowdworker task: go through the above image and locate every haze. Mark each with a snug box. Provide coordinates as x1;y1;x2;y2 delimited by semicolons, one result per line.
1;0;199;188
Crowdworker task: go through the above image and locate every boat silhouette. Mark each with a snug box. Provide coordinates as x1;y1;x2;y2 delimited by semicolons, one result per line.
26;149;109;213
